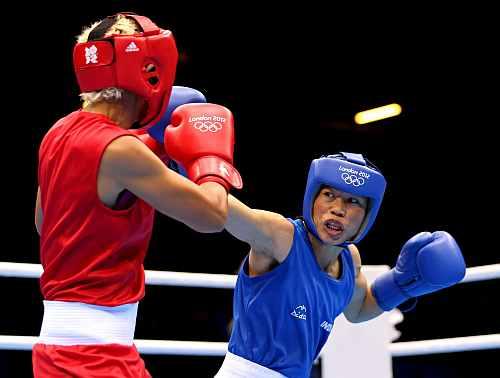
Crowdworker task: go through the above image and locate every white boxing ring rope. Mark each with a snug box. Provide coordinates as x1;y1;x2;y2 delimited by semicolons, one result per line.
389;334;500;357
0;335;229;356
0;262;499;358
1;262;498;286
0;262;237;288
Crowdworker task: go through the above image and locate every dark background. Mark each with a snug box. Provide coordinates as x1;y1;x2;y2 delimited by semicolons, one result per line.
2;2;498;377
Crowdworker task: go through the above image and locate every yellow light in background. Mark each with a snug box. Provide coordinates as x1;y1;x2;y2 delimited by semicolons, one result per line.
354;103;402;125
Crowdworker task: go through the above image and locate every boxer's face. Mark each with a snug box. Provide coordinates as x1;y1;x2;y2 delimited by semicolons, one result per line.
312;186;367;245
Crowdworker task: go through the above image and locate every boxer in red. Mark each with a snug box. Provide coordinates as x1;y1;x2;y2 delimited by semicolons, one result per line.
34;13;242;377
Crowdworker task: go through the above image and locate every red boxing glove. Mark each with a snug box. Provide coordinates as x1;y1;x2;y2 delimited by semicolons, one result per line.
129;129;171;165
164;103;243;190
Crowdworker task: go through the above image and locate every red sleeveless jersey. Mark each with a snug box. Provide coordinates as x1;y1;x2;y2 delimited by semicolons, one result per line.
38;111;155;306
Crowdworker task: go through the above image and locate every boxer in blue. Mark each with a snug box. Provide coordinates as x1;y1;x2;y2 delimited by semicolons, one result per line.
214;152;466;378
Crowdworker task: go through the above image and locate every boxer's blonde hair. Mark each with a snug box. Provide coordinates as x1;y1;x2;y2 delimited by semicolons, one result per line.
77;14;140;107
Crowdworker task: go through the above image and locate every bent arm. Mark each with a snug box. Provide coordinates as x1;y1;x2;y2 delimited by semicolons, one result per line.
35;186;43;235
343;245;384;323
103;136;228;233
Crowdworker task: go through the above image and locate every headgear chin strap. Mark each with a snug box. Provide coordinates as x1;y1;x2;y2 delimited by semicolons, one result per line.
302;152;386;246
72;12;178;127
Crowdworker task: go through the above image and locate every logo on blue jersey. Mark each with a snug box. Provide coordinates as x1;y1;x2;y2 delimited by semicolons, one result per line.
320;320;333;332
290;305;307;320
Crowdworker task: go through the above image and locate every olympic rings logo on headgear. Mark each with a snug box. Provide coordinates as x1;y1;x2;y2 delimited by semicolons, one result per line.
341;173;365;187
192;121;223;133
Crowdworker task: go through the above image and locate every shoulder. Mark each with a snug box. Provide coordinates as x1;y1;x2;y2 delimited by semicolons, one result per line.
105;134;141;152
269;213;295;233
261;213;295;251
272;215;295;251
248;215;294;274
101;135;157;176
103;134;149;160
251;213;295;263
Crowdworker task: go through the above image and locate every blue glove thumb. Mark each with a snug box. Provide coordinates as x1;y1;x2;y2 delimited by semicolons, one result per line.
147;86;207;144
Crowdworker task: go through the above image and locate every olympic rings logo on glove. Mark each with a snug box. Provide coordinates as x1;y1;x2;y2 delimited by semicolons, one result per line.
192;121;223;133
341;173;365;187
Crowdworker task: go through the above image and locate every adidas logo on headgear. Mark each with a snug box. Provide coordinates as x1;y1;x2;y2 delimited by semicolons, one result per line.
125;42;140;52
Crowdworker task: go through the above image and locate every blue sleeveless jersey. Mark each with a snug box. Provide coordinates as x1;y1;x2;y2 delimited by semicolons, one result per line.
228;219;356;378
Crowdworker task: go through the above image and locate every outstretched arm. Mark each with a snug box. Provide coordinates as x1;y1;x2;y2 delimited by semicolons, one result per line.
102;135;228;233
102;102;246;233
343;245;384;323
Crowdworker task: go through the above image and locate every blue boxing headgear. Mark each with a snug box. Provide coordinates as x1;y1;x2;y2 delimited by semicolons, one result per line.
303;152;386;245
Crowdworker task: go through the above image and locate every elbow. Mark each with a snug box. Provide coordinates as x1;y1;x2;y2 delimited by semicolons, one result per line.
345;309;381;324
349;316;367;324
205;210;228;233
199;223;225;233
211;213;227;232
344;312;362;324
186;186;228;233
194;208;227;233
193;222;225;234
205;197;228;232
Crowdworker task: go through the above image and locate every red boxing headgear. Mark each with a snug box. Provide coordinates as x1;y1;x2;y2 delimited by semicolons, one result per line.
73;13;178;127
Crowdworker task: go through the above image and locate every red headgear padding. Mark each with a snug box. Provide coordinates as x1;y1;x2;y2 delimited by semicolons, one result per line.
73;13;178;127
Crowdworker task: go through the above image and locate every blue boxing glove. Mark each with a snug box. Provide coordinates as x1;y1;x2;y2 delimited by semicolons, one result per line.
147;86;206;177
147;86;207;144
371;231;466;311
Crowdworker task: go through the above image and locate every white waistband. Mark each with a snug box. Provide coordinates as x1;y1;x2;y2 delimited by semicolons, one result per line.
38;300;138;346
215;352;286;378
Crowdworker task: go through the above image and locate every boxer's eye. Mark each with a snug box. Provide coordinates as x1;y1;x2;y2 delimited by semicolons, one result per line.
324;191;335;199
